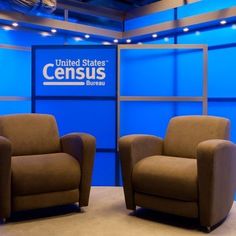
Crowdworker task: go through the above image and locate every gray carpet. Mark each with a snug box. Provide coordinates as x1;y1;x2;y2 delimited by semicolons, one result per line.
1;187;236;236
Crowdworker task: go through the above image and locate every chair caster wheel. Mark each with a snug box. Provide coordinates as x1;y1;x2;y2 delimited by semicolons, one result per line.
205;226;211;233
0;218;7;224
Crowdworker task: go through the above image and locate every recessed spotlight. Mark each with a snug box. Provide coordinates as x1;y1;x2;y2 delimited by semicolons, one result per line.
102;41;111;45
220;20;227;25
183;27;189;32
232;24;236;29
2;26;12;31
152;33;158;38
164;37;169;42
51;28;57;33
12;22;18;27
113;39;119;43
85;34;90;39
74;37;82;41
137;42;143;45
195;31;201;36
40;32;50;37
126;39;131;43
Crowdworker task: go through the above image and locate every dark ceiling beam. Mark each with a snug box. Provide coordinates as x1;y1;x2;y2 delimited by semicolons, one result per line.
123;6;236;38
126;0;201;20
0;10;123;39
57;0;125;22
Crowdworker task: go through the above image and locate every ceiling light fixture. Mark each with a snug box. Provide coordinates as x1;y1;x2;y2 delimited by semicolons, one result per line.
137;42;143;45
51;28;57;33
41;32;50;37
126;39;131;43
85;34;90;39
102;41;111;45
152;33;158;38
74;37;82;41
183;27;189;32
220;20;227;25
2;26;12;31
12;22;18;27
113;39;118;43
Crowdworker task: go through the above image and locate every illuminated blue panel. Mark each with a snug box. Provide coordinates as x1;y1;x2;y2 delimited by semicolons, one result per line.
120;102;203;138
120;102;175;138
125;9;174;31
120;49;175;96
35;100;116;149
178;28;236;97
0;101;31;115
178;0;236;19
176;49;203;96
34;46;116;97
120;48;202;96
92;152;116;186
175;102;203;115
208;47;236;97
177;26;236;46
208;102;236;142
0;49;31;96
0;28;65;46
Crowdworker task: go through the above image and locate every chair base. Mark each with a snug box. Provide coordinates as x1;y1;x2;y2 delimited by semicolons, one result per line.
201;226;211;233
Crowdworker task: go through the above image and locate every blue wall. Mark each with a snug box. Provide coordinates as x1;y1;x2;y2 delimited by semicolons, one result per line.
0;28;118;186
0;0;236;186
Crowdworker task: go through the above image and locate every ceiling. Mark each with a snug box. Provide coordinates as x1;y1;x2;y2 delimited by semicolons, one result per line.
68;0;162;11
55;0;162;31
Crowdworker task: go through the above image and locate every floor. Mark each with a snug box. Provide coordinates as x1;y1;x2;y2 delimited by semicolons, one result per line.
0;187;236;236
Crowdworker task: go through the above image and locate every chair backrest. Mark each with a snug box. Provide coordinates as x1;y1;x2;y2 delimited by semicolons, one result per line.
0;114;61;156
164;115;230;158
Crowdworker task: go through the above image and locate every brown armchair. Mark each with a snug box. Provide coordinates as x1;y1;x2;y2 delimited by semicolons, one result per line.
0;114;95;221
119;115;236;231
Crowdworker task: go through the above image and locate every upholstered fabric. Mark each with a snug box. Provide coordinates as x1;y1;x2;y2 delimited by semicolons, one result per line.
0;136;12;219
119;135;163;210
0;114;61;156
119;115;236;229
12;189;79;212
61;133;96;206
197;139;236;227
0;114;95;219
11;153;81;196
135;193;198;218
164;116;230;158
133;155;197;201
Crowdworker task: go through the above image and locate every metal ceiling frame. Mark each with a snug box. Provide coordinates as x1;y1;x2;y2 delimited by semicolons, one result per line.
0;1;235;41
57;0;125;22
124;6;236;39
126;0;200;19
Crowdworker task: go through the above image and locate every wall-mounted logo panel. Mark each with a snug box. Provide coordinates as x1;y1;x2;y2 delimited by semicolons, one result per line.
33;45;117;97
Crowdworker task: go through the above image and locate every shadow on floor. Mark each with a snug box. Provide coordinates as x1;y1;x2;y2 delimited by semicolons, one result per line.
8;204;82;224
132;208;201;231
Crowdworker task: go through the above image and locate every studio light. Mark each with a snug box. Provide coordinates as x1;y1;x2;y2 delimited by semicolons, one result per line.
12;22;18;27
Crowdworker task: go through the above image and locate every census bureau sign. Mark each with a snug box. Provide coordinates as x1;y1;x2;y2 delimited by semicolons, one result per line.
33;46;116;96
42;58;108;87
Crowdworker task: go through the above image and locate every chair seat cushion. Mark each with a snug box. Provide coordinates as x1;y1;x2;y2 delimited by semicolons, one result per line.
133;155;198;201
11;153;81;196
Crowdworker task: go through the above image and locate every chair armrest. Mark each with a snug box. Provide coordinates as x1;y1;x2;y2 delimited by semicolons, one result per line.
197;139;236;227
61;133;96;207
119;134;163;210
0;136;12;219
